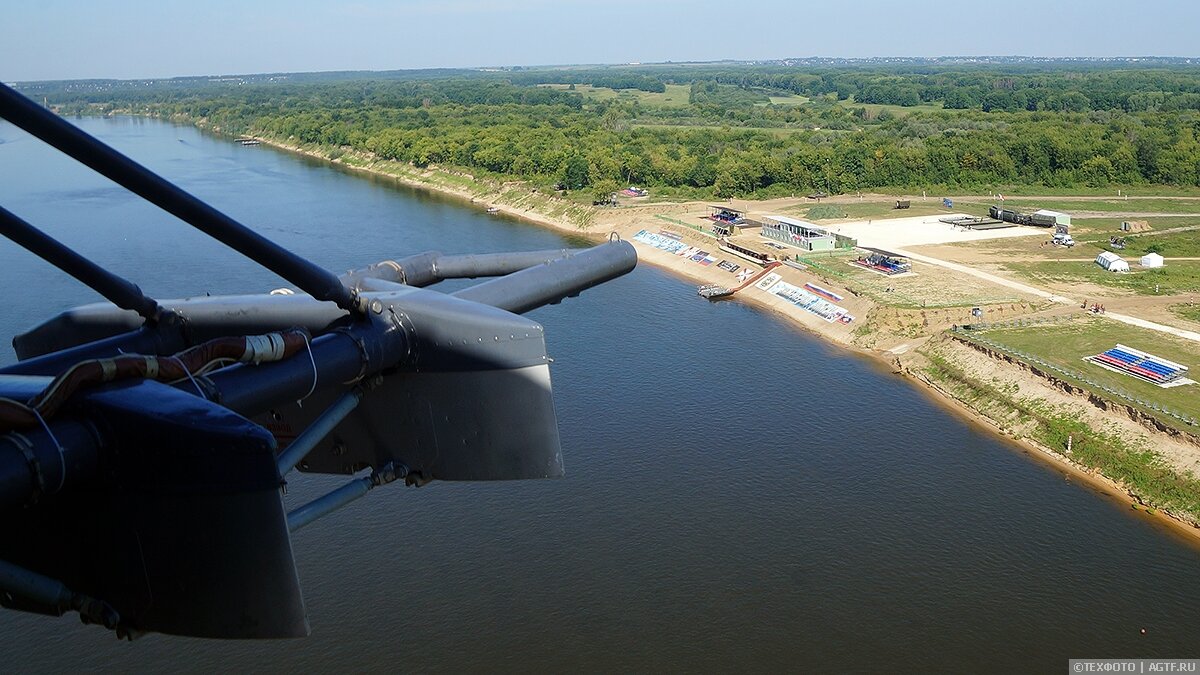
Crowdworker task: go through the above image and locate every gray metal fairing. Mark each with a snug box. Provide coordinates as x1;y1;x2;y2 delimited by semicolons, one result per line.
265;286;562;481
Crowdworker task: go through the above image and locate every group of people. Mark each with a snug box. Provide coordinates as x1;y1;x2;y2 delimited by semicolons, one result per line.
1083;300;1106;314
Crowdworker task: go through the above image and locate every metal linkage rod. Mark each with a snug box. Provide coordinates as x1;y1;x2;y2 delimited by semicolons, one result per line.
286;462;405;532
0;558;119;629
0;83;360;315
276;388;364;476
286;476;372;532
0;206;164;322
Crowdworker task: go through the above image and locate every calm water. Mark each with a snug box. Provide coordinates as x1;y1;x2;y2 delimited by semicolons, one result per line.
1;117;1197;672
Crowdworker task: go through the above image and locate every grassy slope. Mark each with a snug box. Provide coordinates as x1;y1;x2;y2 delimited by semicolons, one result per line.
920;335;1200;523
961;317;1200;422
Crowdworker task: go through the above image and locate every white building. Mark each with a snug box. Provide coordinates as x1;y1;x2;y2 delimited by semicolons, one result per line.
1096;251;1130;272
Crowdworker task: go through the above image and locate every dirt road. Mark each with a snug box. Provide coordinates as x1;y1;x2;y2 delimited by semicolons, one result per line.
893;247;1200;344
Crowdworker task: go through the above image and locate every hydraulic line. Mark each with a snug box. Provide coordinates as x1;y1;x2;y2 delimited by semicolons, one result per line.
0;330;311;432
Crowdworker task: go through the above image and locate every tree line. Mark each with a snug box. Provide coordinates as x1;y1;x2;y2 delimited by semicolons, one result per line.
24;65;1200;196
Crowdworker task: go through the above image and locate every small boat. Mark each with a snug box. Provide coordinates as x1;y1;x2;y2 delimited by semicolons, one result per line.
486;206;500;214
698;283;732;300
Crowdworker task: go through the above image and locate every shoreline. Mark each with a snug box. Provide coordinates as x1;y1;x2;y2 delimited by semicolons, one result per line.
229;128;1200;544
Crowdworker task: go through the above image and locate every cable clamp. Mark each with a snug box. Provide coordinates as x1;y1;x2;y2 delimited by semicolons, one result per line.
4;432;44;504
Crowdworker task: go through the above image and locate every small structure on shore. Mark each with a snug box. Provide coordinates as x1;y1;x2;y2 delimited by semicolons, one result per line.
697;283;733;299
760;215;856;251
707;205;746;236
1096;251;1130;272
1121;220;1152;233
720;239;773;263
852;253;911;275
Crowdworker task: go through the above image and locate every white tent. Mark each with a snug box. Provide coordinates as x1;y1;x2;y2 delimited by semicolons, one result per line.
1141;252;1165;268
1096;251;1130;272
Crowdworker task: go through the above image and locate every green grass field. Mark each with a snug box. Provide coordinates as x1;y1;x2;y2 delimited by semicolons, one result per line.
988;198;1200;215
1104;229;1200;257
763;92;810;106
1172;303;1200;323
839;97;944;117
793;249;1026;309
960;317;1200;426
958;186;1200;198
543;83;815;110
1003;260;1200;295
540;83;695;108
1067;217;1159;235
630;122;810;137
777;198;974;219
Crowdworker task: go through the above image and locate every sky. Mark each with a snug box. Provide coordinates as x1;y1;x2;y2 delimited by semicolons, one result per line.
3;0;1199;81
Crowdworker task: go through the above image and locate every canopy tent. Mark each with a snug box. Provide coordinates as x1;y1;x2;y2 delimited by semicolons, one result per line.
1096;251;1129;272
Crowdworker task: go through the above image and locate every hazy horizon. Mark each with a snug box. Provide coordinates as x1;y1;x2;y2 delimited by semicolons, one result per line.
11;55;1200;85
4;0;1199;82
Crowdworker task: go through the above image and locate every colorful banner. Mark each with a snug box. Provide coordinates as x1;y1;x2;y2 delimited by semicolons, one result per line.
761;279;854;324
633;229;688;254
754;272;782;291
804;282;844;302
633;231;725;271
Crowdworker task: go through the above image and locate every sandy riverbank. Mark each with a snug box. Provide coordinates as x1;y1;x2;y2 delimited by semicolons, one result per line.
236;131;1200;543
242;135;872;342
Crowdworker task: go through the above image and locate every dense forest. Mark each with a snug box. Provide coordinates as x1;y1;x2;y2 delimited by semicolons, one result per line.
20;62;1200;197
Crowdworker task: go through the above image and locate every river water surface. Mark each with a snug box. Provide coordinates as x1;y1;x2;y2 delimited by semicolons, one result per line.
0;117;1197;672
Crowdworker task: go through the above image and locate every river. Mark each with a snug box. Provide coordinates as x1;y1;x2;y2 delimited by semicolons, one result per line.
1;117;1197;672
